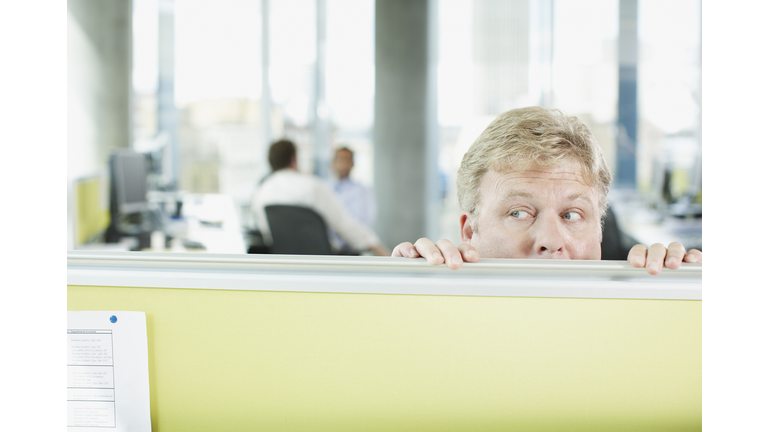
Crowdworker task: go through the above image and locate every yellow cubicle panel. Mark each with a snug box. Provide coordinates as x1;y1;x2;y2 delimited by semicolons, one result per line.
68;285;701;432
75;175;110;245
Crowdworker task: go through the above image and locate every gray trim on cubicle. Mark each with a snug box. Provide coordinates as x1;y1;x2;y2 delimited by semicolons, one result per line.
67;251;702;300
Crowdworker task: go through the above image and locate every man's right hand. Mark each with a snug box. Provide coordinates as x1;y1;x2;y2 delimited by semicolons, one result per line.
391;238;479;270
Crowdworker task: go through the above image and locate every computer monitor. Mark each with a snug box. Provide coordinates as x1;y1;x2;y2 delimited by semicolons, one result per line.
110;150;149;215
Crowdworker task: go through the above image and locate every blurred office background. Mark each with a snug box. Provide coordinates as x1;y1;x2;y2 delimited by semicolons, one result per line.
67;0;701;254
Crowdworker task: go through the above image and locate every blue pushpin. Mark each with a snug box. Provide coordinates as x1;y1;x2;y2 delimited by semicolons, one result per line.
110;315;117;323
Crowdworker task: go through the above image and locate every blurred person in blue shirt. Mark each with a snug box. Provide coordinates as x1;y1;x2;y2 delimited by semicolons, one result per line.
327;147;377;253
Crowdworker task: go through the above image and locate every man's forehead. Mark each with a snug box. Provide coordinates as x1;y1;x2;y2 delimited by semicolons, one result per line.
478;161;599;206
487;160;591;184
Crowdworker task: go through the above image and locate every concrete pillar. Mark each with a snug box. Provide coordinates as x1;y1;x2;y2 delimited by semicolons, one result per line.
374;0;439;249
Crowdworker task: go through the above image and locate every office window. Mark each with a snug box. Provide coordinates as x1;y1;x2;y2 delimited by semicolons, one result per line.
436;0;618;242
132;0;159;144
130;0;701;246
268;0;316;173
551;0;619;175
324;0;375;187
133;0;267;210
133;0;376;218
174;0;265;206
637;0;701;203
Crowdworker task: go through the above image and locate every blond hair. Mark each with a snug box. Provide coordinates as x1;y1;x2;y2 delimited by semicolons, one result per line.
457;107;612;232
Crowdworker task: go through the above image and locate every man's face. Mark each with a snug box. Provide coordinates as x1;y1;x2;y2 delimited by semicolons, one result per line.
460;161;602;260
333;150;354;179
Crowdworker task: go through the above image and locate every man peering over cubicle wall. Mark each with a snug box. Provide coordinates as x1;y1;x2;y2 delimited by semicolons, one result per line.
391;106;703;275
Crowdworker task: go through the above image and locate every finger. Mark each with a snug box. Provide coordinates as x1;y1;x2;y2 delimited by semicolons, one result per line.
645;243;668;275
457;243;480;263
435;239;463;270
663;242;687;270
627;244;648;268
413;237;445;266
391;242;418;258
683;248;702;263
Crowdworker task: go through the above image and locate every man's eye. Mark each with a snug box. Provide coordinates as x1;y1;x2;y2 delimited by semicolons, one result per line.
562;212;582;220
510;210;530;218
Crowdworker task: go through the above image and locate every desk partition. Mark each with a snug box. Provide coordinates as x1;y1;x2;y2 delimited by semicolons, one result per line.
68;251;702;431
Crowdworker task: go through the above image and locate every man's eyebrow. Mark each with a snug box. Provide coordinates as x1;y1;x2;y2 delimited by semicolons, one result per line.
566;193;594;205
499;191;594;204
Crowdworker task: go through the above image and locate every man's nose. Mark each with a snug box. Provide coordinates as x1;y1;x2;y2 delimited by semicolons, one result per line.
532;214;565;257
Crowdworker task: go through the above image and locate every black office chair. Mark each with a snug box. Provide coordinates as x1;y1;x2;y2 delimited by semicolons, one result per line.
245;228;270;254
601;205;636;261
264;205;334;255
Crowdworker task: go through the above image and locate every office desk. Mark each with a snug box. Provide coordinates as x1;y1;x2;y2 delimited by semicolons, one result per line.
174;193;246;254
76;193;248;254
610;200;703;251
623;217;702;251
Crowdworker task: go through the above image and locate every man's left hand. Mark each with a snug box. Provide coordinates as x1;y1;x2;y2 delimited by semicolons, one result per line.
628;242;702;275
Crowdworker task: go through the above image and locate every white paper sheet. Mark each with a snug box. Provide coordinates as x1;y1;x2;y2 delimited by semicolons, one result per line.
67;311;151;431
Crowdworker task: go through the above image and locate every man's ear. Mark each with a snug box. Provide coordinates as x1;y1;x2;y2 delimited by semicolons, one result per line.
459;211;475;244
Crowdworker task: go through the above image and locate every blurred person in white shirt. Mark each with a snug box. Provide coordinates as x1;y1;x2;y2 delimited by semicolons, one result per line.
252;140;388;256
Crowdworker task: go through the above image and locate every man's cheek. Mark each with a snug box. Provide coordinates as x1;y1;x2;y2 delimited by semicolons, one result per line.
562;229;594;257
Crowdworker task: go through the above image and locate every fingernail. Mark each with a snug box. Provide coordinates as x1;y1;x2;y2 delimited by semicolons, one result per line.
649;262;660;272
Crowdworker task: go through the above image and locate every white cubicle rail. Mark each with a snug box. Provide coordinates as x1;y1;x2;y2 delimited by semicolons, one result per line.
67;251;701;300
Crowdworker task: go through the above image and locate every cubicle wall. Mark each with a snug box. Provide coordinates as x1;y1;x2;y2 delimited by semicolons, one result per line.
68;251;702;431
73;175;110;246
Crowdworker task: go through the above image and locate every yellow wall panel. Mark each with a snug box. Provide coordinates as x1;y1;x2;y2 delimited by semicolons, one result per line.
75;176;110;245
68;284;701;431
